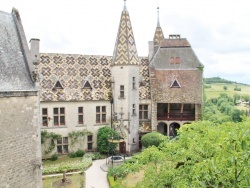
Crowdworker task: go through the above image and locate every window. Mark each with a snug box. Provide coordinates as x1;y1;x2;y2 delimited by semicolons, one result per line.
120;85;124;98
87;135;93;151
78;107;84;125
82;80;92;89
54;107;65;126
132;104;136;115
170;79;181;88
139;105;148;120
42;108;48;126
57;137;68;154
53;80;64;90
170;57;175;64
175;57;180;64
96;106;106;124
132;77;136;89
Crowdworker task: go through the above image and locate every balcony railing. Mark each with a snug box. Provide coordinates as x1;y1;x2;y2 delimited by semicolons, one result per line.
157;112;195;121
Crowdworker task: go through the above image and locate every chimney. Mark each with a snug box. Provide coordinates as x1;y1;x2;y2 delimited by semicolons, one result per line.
148;41;154;61
29;38;40;65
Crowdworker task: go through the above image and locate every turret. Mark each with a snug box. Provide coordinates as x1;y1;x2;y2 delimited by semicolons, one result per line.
111;0;140;153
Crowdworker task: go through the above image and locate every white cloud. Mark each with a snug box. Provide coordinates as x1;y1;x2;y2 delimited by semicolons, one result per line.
1;0;250;84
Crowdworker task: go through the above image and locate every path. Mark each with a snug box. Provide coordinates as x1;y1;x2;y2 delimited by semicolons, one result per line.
85;159;109;188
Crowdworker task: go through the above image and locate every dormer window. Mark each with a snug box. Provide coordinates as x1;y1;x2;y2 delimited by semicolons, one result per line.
82;80;92;90
52;80;64;90
175;57;180;64
170;79;181;88
169;57;181;64
170;57;175;64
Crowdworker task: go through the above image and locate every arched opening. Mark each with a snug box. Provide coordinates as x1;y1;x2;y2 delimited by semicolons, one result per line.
169;122;180;138
157;122;168;136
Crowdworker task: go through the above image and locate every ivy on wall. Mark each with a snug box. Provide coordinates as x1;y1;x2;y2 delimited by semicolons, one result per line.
68;130;93;152
41;130;61;157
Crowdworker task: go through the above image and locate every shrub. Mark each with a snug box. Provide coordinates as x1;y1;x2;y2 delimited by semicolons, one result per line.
76;149;85;157
92;152;102;160
124;158;137;164
69;152;77;158
234;87;241;91
43;157;92;175
141;132;168;148
50;153;58;161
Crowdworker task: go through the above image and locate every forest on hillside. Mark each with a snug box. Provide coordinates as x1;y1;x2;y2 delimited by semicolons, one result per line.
204;77;249;86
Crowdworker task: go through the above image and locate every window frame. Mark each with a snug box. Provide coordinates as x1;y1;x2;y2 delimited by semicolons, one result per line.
96;106;106;124
139;105;149;120
42;108;48;126
57;137;69;154
132;104;136;116
132;77;136;89
87;135;93;151
78;107;84;125
120;85;125;98
53;107;65;126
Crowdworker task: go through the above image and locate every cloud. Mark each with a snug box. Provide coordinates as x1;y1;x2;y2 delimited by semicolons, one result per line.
1;0;250;84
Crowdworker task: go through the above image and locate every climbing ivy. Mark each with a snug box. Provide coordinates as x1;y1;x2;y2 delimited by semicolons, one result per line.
68;130;92;152
41;130;61;156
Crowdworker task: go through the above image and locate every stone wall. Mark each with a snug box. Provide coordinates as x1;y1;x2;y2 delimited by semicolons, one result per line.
0;95;41;188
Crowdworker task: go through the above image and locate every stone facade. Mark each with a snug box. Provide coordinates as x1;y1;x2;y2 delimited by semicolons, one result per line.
0;94;41;188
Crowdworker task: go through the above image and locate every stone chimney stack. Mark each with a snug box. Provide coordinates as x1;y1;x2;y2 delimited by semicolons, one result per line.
29;38;40;83
29;38;40;64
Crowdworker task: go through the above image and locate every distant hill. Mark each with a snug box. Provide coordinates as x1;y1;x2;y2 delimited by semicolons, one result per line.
204;77;249;86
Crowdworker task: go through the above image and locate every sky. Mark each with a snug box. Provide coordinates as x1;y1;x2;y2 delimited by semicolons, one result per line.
1;0;250;85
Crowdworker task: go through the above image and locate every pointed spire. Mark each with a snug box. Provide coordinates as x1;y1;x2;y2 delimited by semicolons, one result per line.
124;0;127;11
112;1;139;66
157;7;160;27
153;6;165;46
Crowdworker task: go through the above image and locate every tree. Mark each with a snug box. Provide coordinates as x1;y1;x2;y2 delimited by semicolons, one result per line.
97;126;118;154
136;120;250;187
223;85;228;91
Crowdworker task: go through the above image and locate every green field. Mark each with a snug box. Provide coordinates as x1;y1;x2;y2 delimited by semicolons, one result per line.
205;83;250;99
204;83;250;111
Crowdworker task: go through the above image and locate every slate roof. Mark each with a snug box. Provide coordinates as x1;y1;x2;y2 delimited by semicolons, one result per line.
0;10;35;92
152;38;203;70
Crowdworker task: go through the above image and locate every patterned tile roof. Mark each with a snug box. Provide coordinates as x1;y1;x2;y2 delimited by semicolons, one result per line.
139;57;151;100
0;10;35;91
39;54;112;101
39;54;150;101
153;26;165;46
112;5;139;66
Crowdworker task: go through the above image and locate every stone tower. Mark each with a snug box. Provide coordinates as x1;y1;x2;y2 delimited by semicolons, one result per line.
149;6;203;136
111;0;140;153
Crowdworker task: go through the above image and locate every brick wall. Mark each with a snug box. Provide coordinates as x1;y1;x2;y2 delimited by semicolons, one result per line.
0;95;42;188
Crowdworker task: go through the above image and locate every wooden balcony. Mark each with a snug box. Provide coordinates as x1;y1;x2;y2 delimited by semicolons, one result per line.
157;112;195;121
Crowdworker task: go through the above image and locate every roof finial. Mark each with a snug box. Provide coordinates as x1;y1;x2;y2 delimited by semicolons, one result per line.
124;0;127;11
157;6;160;27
